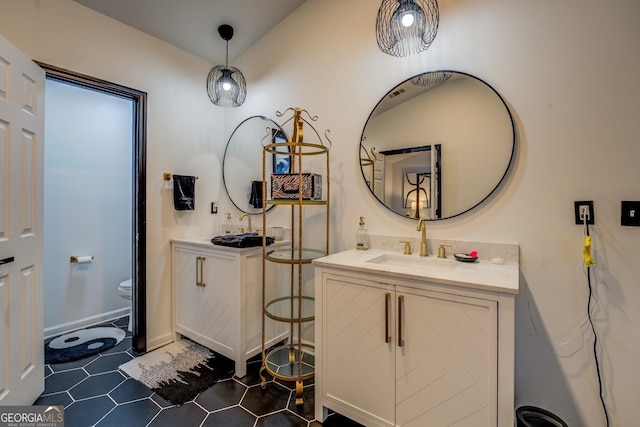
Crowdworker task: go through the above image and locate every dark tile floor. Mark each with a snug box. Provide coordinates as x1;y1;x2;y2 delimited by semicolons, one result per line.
36;317;362;427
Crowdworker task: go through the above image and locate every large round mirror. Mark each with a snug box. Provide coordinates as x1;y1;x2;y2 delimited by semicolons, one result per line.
223;116;287;214
360;70;515;220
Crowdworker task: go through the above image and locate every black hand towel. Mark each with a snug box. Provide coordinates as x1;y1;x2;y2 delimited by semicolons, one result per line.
172;175;196;211
211;233;274;248
249;180;263;208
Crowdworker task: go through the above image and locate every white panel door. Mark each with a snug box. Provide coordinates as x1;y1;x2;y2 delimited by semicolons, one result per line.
396;287;497;427
0;33;45;405
374;156;384;201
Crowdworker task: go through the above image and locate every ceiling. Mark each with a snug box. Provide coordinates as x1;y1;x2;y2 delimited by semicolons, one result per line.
73;0;307;63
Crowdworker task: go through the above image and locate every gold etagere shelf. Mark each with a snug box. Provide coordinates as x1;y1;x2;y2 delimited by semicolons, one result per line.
260;107;331;405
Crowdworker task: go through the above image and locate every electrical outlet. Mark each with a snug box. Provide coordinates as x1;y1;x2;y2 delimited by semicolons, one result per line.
574;201;594;225
621;201;640;226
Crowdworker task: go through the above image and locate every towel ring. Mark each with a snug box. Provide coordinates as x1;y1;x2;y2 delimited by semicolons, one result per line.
164;173;199;181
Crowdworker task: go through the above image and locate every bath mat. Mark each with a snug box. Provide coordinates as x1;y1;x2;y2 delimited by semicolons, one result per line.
45;326;126;364
119;339;234;405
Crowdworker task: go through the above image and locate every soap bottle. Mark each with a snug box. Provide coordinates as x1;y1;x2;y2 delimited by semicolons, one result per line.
221;213;233;235
356;216;370;250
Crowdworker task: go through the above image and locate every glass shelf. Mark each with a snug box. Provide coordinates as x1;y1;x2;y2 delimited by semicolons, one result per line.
267;199;328;206
266;247;326;264
265;296;314;322
263;343;315;382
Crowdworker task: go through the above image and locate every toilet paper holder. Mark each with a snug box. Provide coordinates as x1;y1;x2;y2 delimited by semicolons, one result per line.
70;255;94;264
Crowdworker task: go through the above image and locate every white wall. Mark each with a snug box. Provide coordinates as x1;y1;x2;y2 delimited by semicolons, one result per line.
3;0;640;425
230;1;640;426
43;79;132;335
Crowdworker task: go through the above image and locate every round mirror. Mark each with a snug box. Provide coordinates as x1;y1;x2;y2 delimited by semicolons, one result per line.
223;116;286;214
360;70;515;220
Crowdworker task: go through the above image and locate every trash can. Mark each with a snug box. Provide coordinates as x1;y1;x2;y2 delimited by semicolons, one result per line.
516;406;568;427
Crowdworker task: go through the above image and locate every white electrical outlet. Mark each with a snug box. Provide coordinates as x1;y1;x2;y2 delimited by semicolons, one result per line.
575;201;594;224
579;205;590;220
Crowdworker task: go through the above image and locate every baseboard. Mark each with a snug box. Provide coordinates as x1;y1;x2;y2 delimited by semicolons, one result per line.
44;307;131;340
146;332;174;352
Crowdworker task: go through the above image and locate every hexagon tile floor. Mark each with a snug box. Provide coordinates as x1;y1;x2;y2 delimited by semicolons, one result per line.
35;317;363;427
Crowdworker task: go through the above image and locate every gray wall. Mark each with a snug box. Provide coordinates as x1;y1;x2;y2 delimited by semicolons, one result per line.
43;79;132;336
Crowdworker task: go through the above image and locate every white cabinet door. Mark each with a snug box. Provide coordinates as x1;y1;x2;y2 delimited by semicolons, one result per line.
317;270;499;427
174;246;236;355
396;286;497;427
321;275;395;427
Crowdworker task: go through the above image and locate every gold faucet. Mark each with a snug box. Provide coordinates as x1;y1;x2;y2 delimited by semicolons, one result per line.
417;219;428;257
239;213;252;233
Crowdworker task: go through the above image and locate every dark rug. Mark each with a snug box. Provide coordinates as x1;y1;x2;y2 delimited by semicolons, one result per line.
119;339;234;405
45;326;126;364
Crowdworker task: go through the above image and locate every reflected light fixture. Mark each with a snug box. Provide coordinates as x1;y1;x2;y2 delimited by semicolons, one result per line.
411;71;452;88
207;24;247;107
376;0;439;57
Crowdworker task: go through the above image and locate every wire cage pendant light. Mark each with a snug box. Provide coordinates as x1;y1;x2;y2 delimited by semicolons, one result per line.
207;24;247;108
376;0;439;57
411;71;452;88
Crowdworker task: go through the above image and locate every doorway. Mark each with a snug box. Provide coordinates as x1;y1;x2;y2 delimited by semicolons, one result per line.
37;62;147;354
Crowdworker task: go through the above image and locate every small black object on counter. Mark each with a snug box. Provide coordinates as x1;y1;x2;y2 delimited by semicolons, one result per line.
211;233;274;248
454;253;478;263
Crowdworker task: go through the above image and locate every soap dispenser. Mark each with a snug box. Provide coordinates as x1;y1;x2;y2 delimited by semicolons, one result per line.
356;216;370;250
221;213;233;235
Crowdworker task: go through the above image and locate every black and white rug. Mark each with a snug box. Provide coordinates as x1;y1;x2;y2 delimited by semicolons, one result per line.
119;339;234;405
45;326;126;364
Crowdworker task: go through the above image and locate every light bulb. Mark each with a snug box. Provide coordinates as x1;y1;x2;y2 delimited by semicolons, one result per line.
222;82;232;91
400;12;415;27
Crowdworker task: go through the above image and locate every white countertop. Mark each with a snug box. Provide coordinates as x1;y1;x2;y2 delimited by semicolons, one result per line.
313;249;519;294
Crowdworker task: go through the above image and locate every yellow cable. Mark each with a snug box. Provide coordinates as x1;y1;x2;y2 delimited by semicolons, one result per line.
583;235;596;267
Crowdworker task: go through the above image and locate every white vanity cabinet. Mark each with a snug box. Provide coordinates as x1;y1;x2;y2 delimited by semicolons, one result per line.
171;238;287;377
314;250;518;427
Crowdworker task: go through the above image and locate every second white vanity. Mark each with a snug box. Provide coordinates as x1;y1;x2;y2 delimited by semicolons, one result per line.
314;247;519;427
171;237;288;377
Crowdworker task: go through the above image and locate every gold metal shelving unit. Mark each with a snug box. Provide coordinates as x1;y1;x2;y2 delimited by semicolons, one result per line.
260;107;330;405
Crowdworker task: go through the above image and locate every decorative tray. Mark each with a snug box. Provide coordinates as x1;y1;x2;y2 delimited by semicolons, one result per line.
454;253;478;263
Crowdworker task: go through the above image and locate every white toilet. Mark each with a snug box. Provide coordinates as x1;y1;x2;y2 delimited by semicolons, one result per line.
118;279;132;331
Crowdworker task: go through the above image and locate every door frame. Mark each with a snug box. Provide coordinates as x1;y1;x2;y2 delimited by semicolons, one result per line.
35;62;147;354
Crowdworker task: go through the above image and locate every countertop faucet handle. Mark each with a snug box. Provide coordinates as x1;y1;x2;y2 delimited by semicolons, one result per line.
399;241;412;255
437;243;453;259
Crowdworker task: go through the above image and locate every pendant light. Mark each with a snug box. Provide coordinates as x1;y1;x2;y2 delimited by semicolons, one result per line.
376;0;439;57
411;71;452;88
207;24;247;108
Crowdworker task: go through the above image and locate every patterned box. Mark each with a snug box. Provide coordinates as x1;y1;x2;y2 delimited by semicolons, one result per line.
271;173;322;200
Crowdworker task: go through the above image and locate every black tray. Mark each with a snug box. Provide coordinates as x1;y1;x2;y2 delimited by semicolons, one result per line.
454;253;478;263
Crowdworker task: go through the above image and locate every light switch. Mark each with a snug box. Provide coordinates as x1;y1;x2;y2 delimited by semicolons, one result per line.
621;201;640;226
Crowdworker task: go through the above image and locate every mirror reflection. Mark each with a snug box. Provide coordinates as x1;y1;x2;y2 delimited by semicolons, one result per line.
360;71;515;220
223;116;286;214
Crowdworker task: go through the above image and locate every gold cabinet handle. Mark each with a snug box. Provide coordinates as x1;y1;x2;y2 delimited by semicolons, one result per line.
196;256;206;287
385;292;391;343
398;295;405;347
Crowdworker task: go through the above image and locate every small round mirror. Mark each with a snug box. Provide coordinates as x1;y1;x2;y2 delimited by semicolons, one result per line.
360;71;515;220
223;116;286;214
